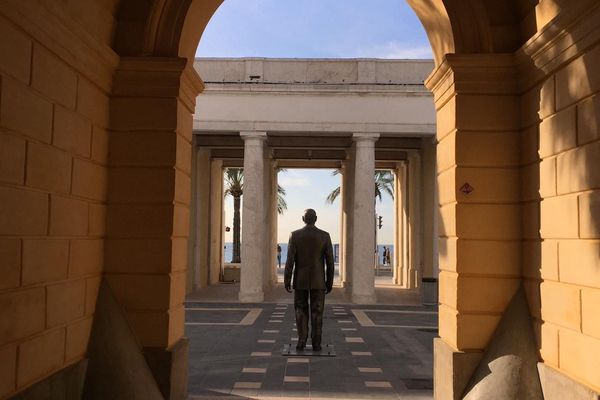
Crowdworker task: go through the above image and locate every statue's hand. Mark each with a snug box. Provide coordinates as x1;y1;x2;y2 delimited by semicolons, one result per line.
325;286;332;294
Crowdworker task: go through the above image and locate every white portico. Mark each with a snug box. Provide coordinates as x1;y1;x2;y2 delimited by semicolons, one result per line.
188;58;438;304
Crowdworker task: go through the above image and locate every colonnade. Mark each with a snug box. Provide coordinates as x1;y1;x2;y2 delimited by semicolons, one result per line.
188;131;437;305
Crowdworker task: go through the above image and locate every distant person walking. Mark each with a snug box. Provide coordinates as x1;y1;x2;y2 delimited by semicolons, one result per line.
277;244;282;268
386;248;392;266
382;246;388;266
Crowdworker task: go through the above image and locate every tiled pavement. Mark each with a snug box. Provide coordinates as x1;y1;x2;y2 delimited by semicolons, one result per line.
186;300;437;399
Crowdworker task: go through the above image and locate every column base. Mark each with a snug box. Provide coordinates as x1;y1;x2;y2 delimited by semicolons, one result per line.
10;359;87;399
239;291;264;303
351;293;377;304
434;338;483;400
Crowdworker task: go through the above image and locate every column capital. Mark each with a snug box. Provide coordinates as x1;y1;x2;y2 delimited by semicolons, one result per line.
240;131;268;141
352;133;380;143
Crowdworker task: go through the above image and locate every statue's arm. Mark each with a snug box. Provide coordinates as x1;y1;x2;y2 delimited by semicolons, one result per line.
324;233;334;291
284;233;295;288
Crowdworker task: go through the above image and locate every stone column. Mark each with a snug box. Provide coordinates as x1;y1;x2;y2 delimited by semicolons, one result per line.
270;164;279;286
393;161;408;286
351;133;379;304
339;165;346;286
262;156;275;290
239;131;267;302
209;159;224;284
342;155;355;290
407;151;422;289
188;146;211;291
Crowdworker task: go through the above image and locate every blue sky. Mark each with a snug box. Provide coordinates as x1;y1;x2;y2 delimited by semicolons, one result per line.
205;1;428;244
196;0;432;59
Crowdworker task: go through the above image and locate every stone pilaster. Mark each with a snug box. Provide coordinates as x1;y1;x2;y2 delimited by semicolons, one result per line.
351;133;379;304
239;131;268;302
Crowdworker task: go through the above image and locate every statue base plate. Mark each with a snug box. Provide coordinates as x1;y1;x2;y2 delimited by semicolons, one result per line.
282;344;336;357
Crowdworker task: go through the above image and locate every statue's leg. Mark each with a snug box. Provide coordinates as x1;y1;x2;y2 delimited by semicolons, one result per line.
294;289;309;349
310;289;325;350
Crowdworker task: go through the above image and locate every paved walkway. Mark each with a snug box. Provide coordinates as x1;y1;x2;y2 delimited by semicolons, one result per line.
186;285;436;399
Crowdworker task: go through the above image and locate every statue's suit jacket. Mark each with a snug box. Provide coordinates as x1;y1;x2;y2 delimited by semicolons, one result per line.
284;225;335;290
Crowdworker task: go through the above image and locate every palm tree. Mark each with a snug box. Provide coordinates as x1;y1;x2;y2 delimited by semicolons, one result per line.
325;169;394;204
224;168;288;263
224;168;243;263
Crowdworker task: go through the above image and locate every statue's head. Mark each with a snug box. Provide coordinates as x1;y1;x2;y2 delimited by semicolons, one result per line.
302;209;317;225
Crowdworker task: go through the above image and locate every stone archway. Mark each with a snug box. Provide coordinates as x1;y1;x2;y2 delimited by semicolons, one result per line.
1;0;599;399
106;0;600;398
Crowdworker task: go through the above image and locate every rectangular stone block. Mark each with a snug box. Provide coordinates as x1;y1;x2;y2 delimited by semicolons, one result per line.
439;203;456;237
68;240;104;278
71;159;107;201
555;44;600;109
439;271;457;309
108;131;176;167
0;288;45;346
539;106;577;158
456;204;520;240
53;106;92;157
65;317;93;361
127;311;169;348
0;18;32;84
540;281;581;331
88;203;106;236
32;44;77;109
0;344;16;398
26;142;72;193
436;96;456;140
457;239;521;277
522;201;541;240
579;190;600;239
0;240;20;290
437;168;455;206
47;279;86;327
105;274;171;310
458;276;520;313
91;126;109;164
437;131;456;173
17;328;66;388
456;94;520;131
105;238;173;274
540;240;559;281
540;322;559;367
0;132;26;184
0;79;53;143
520;126;540;165
438;238;457;272
174;169;191;204
559;329;600;392
582;289;600;340
456;131;520;167
455;167;520;203
539;157;557;198
520;163;540;202
557;141;600;194
77;78;109;127
172;203;190;237
85;276;101;315
22;239;69;285
559;241;600;288
457;313;500;351
111;97;178;131
177;100;193;142
107;167;176;203
540;195;579;239
176;134;192;174
433;338;483;400
107;204;174;238
523;279;542;319
521;240;541;279
50;195;88;236
168;304;185;347
577;93;600;145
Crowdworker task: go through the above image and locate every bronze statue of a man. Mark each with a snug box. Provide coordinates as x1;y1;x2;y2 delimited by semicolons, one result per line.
284;209;335;351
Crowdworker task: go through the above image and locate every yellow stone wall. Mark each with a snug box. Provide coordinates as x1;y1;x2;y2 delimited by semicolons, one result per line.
0;1;118;397
523;30;600;394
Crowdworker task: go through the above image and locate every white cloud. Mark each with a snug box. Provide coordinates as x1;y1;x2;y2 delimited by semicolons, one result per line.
278;171;311;187
354;41;433;59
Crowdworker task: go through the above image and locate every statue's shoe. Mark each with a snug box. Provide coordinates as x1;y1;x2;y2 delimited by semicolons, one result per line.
296;342;306;351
